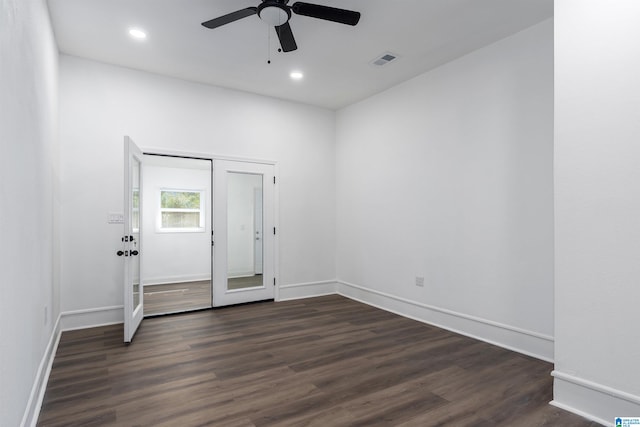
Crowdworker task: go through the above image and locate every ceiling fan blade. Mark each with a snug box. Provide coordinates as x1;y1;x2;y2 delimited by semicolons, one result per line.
201;7;257;29
291;2;360;26
275;22;297;52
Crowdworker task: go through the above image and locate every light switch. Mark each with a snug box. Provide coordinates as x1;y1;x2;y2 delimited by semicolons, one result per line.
108;212;124;224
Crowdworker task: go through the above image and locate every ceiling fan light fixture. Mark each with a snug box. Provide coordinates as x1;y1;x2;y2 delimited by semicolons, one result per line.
128;28;147;40
258;4;291;26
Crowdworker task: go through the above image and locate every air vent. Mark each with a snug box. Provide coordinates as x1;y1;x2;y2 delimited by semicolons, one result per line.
371;52;398;67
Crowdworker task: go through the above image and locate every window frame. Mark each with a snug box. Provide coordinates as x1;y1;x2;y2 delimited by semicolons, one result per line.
157;188;206;233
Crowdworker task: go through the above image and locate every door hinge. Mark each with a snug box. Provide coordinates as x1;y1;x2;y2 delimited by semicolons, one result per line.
273;277;276;287
273;227;276;235
273;176;276;184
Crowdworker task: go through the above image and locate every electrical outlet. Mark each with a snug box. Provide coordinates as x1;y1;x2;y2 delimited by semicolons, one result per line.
415;276;425;287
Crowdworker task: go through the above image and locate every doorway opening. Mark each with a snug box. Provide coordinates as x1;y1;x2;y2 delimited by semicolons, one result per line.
141;154;213;316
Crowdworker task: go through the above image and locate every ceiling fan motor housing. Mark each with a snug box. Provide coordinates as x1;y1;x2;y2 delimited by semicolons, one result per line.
258;1;292;26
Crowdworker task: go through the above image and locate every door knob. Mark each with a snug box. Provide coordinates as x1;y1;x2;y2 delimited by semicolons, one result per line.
117;250;124;256
131;250;139;256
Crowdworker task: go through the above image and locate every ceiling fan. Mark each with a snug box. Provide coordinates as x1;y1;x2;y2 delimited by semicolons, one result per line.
201;0;361;53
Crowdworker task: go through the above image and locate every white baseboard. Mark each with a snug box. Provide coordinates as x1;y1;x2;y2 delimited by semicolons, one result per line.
337;280;554;362
59;305;124;331
22;306;125;426
278;280;337;301
143;274;211;286
20;315;62;427
552;370;640;426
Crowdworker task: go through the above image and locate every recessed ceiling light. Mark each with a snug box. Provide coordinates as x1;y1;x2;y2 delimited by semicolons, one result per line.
128;28;147;40
290;71;303;80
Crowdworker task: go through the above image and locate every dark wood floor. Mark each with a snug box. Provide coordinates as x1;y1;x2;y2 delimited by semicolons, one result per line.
38;295;597;426
144;280;212;316
144;276;264;316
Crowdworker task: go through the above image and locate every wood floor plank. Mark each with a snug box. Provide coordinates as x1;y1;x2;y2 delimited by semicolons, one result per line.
144;280;211;316
38;295;597;426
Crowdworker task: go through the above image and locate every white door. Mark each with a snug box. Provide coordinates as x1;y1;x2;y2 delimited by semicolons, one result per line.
213;160;275;306
123;137;144;342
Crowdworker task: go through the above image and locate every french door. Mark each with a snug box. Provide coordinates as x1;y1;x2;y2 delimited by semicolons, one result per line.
123;137;144;342
123;147;276;342
213;160;275;306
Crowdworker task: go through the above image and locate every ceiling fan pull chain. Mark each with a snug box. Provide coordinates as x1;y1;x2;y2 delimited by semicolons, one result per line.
276;25;282;53
267;25;271;64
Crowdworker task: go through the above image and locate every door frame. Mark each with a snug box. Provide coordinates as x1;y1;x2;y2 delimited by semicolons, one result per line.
139;147;281;303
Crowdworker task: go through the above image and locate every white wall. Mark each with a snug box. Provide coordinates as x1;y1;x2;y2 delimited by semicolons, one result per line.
58;55;336;316
336;20;554;359
0;0;59;425
142;162;211;285
553;1;640;423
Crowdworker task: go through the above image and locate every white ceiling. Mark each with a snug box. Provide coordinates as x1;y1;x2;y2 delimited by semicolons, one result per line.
47;0;553;110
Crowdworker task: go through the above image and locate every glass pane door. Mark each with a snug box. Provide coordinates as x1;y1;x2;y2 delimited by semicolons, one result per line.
124;136;144;342
213;160;275;306
132;159;141;310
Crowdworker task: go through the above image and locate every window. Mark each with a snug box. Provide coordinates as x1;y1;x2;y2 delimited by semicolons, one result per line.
159;190;205;232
